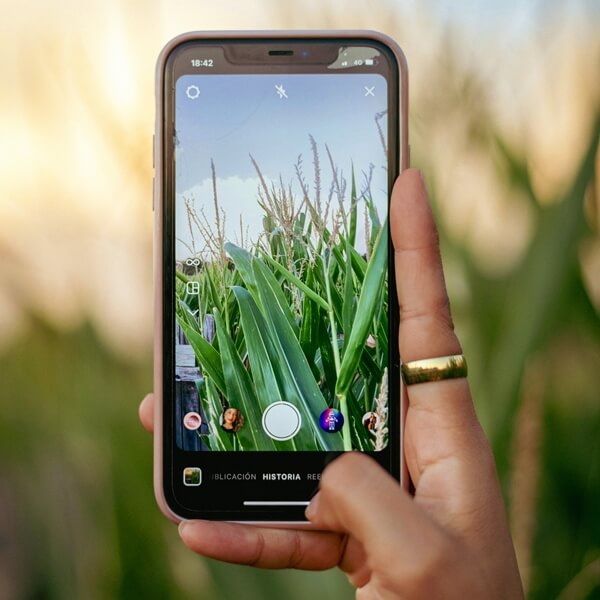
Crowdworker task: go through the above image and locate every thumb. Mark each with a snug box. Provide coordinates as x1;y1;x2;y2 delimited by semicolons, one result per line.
305;453;443;566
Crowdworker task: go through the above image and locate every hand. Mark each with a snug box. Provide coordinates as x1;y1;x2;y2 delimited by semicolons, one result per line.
139;169;523;599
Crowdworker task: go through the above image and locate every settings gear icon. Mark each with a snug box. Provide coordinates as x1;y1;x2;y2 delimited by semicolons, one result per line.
185;84;200;100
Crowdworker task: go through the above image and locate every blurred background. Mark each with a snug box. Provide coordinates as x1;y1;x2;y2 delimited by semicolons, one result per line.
0;0;598;598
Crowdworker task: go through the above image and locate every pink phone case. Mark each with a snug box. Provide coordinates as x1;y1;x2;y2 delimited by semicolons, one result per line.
153;29;410;526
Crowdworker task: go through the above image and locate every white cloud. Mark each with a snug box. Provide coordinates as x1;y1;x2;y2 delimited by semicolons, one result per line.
176;171;387;262
176;175;266;261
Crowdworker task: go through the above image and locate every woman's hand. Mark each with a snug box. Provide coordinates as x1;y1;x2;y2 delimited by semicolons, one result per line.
139;169;523;599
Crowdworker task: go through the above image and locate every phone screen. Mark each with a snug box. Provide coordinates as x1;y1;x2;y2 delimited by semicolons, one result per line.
161;38;401;519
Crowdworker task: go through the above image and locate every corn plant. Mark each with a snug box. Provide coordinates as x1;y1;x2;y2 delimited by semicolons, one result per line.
176;139;389;451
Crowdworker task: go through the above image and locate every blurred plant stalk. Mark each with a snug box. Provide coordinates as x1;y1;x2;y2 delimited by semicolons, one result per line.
509;355;544;596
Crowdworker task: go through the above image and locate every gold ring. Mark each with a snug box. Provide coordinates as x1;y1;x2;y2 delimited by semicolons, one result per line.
401;354;468;385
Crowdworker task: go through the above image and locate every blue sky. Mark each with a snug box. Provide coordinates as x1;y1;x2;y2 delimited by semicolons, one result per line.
175;73;388;260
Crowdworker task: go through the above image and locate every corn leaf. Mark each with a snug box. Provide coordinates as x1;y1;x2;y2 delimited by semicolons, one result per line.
342;237;355;348
252;260;344;451
214;309;277;450
364;192;381;247
260;251;330;313
336;220;388;398
232;285;323;450
224;242;258;297
252;259;298;334
202;376;234;451
349;166;358;246
176;298;201;335
178;320;226;395
298;266;321;373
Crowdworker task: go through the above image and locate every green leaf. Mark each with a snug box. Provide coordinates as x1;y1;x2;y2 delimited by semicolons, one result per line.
336;219;388;398
345;239;367;281
358;346;384;387
252;261;344;451
315;316;338;403
224;242;258;297
203;377;234;451
176;298;201;335
214;309;277;450
260;251;330;312
176;270;190;284
347;387;371;451
364;192;381;247
349;166;358;246
232;286;324;450
486;115;600;449
342;237;355;346
204;266;222;315
252;258;298;334
313;254;344;330
298;266;321;372
178;319;226;395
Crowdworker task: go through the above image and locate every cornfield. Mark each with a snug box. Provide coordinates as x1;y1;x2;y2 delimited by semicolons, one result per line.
175;141;389;452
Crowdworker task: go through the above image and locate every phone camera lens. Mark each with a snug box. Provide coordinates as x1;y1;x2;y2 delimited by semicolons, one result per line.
301;50;310;58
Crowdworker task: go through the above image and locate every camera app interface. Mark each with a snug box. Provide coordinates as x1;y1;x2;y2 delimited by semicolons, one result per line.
174;71;389;453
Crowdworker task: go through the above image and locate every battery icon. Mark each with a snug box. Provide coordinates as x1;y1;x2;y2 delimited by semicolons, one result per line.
364;58;374;66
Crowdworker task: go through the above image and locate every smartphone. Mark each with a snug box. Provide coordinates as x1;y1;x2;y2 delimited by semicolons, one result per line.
154;30;409;523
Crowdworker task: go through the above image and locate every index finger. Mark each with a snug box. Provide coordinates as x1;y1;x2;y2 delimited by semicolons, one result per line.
391;170;495;498
391;170;478;432
178;520;348;571
392;169;463;364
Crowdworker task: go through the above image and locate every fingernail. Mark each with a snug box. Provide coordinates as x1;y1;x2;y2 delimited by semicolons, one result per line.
305;493;320;521
178;520;189;536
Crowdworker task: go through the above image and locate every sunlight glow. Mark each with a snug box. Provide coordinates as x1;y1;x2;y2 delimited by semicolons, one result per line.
0;0;597;356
